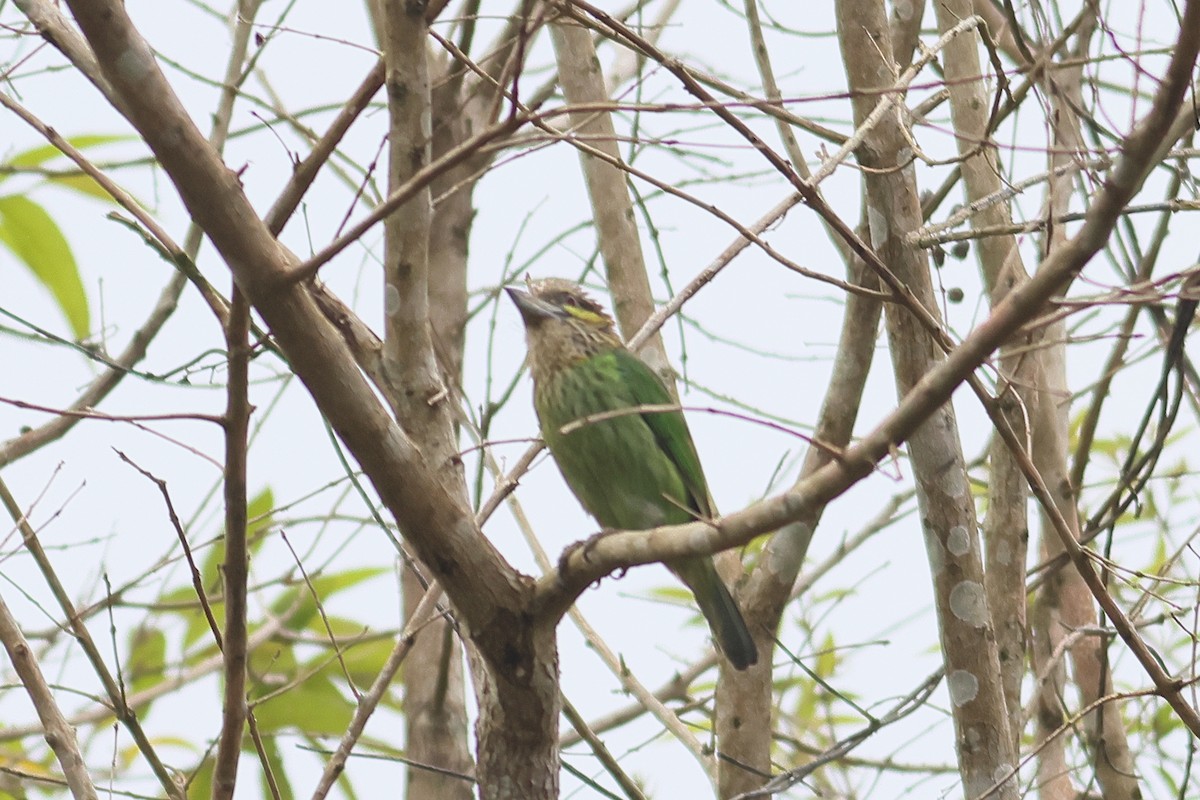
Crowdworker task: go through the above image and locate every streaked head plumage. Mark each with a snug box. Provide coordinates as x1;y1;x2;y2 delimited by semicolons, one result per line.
508;278;615;332
506;278;621;379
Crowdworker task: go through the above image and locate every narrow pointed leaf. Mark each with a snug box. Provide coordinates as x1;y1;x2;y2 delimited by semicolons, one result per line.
0;194;89;339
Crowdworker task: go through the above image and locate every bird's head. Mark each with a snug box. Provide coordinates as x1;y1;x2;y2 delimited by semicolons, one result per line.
506;278;621;379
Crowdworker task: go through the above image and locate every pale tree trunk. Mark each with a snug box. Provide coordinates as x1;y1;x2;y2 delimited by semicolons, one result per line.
725;4;928;793
374;6;477;798
369;3;543;795
960;7;1087;797
1032;11;1142;798
396;59;482;800
836;1;1018;797
547;18;670;371
1021;3;1095;793
932;0;1035;759
958;5;1143;797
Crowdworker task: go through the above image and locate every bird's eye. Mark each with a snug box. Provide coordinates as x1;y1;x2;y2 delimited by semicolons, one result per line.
567;293;601;314
535;286;609;322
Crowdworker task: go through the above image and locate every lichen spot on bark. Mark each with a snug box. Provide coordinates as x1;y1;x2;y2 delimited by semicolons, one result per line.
939;463;969;499
992;538;1013;565
384;283;401;317
948;669;979;706
924;528;945;574
867;205;888;249
685;527;710;557
948;580;987;627
946;525;971;556
116;48;152;82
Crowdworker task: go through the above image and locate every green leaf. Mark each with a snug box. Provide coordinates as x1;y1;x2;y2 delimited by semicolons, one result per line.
321;632;397;689
2;135;141;204
182;601;223;652
306;566;387;598
127;625;167;695
3;135;130;171
247;486;277;540
153;584;220;652
201;486;277;593
186;756;213;800
250;635;298;679
256;735;295;800
303;613;399;695
795;673;818;723
815;632;839;679
1152;699;1184;738
270;566;388;633
158;585;200;610
0;195;89;339
44;172;118;203
251;671;354;735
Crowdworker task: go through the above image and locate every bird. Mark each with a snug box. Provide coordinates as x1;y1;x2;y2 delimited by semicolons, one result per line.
507;278;758;670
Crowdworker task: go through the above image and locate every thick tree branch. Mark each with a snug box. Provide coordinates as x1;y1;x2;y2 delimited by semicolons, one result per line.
539;4;1200;735
61;0;520;650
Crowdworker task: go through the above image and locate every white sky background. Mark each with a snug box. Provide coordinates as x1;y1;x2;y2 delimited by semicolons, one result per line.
1;1;1197;798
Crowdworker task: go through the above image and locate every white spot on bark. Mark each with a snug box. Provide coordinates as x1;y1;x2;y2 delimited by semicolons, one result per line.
686;527;710;555
993;539;1012;565
947;669;978;706
867;205;888;249
949;581;987;626
116;50;150;82
384;284;401;317
965;763;1016;799
924;529;944;574
631;535;651;559
941;466;968;498
947;525;970;556
766;523;810;572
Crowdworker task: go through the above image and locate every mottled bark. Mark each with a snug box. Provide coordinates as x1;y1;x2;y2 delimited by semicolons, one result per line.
837;2;1018;796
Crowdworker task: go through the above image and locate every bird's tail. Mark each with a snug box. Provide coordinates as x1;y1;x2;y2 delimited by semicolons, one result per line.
671;558;758;670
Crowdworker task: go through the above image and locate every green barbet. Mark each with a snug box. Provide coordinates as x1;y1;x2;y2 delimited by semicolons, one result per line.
507;278;758;670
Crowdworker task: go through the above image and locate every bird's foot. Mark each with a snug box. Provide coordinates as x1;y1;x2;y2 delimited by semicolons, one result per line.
558;528;613;585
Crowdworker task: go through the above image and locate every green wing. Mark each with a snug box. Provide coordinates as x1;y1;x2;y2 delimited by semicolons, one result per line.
610;348;716;519
613;350;756;669
536;345;757;669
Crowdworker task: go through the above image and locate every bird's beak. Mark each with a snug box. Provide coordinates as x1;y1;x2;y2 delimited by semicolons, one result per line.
505;286;560;326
